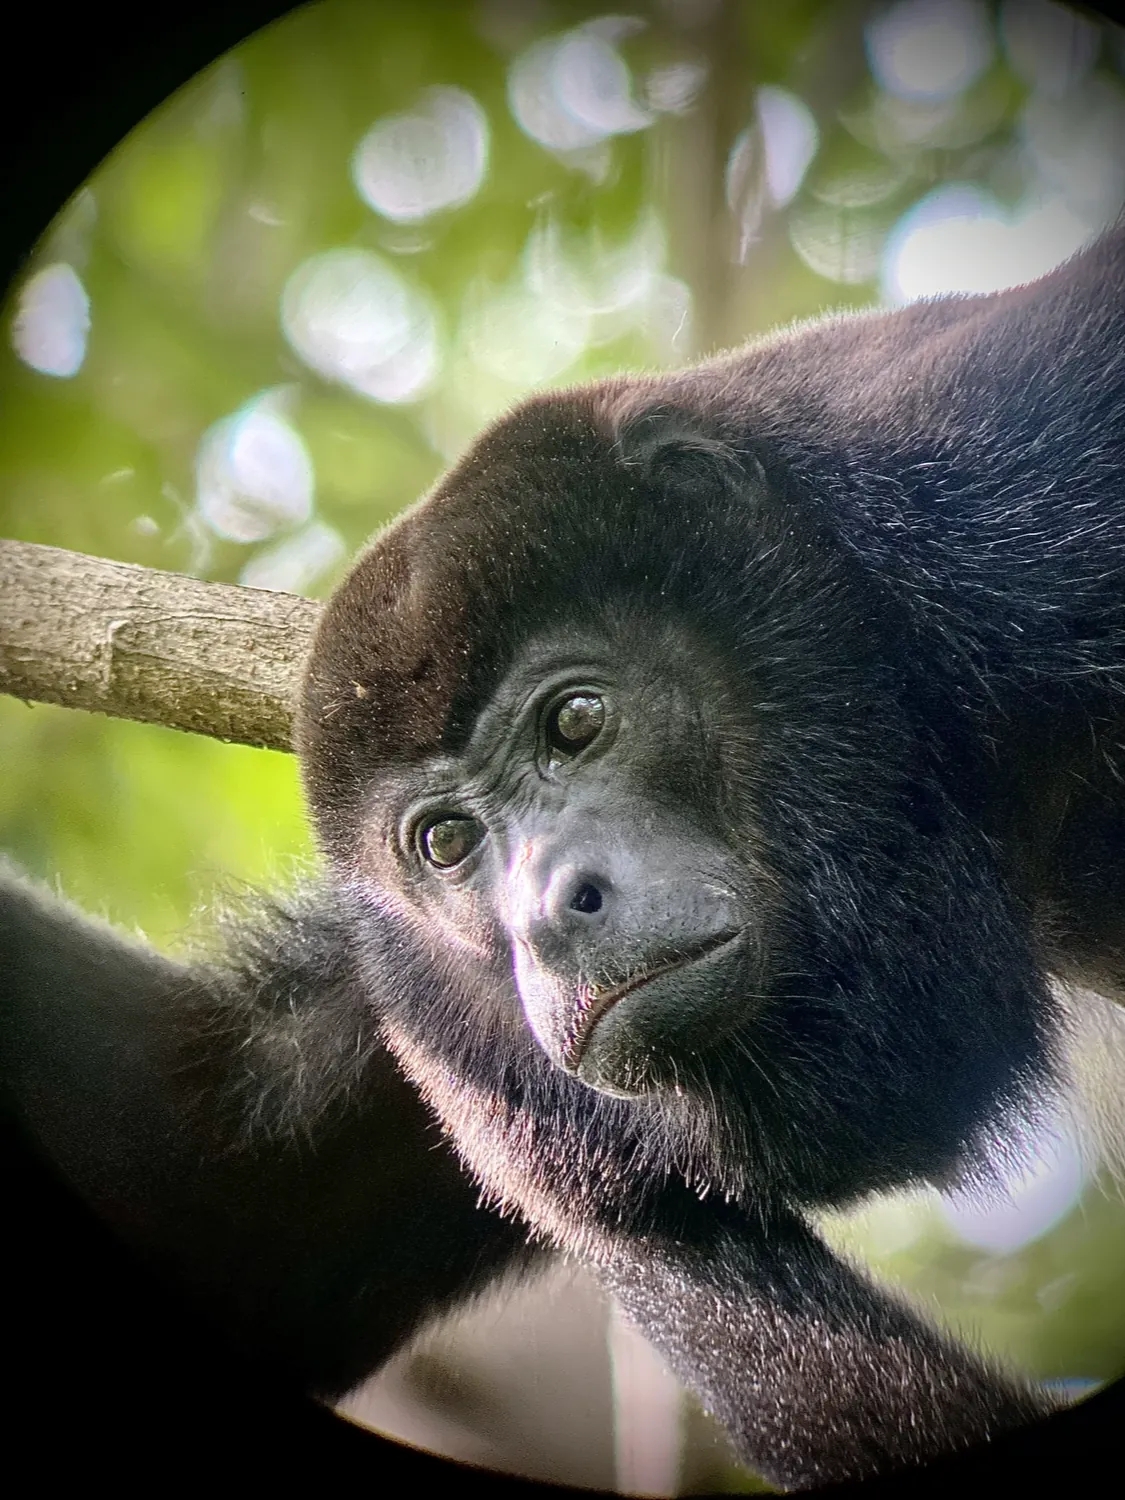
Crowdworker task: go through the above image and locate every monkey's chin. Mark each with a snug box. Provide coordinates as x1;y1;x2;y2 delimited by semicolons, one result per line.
573;934;748;1099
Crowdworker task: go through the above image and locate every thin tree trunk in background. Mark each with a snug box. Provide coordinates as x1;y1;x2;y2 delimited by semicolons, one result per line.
659;0;874;352
658;0;754;356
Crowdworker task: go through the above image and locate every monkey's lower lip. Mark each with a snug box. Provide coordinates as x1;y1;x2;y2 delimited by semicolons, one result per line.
562;930;743;1070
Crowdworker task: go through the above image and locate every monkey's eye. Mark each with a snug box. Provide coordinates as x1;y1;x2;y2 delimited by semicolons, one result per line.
420;817;483;869
545;693;605;764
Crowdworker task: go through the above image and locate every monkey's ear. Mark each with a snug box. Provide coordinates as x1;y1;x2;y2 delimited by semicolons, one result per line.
612;404;769;497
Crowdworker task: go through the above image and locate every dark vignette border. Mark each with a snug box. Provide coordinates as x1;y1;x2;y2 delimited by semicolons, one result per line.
0;0;1121;1493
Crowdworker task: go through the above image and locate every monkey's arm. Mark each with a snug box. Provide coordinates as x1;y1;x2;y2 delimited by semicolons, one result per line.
0;864;535;1397
591;1195;1053;1490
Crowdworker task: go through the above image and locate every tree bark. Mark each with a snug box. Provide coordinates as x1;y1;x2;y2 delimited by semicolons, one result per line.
0;539;319;752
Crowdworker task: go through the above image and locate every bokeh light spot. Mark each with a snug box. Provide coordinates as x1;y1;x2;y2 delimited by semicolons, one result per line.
281;247;439;404
195;392;314;543
352;87;489;224
11;263;91;378
866;0;994;104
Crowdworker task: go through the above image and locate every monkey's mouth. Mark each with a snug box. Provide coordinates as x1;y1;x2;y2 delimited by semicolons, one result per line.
561;930;743;1070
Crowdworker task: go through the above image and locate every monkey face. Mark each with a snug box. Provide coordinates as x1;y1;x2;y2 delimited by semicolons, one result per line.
362;620;770;1101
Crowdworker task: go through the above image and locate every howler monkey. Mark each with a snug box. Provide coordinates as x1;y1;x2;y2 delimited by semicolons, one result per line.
3;224;1124;1490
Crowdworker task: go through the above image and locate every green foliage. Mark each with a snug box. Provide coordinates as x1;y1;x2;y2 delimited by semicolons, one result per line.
0;694;309;950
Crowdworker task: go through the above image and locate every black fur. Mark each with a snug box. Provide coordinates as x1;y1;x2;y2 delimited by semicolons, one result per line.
4;224;1124;1489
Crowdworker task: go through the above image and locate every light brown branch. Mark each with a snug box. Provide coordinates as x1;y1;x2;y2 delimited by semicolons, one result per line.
0;539;321;751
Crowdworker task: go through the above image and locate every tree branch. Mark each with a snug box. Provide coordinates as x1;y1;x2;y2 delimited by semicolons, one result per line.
0;539;320;752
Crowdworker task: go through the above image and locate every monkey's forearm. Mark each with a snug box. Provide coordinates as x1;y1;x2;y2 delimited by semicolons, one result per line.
592;1202;1052;1491
0;865;534;1396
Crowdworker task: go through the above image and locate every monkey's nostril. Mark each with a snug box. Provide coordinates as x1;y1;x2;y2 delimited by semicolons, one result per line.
569;883;603;915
